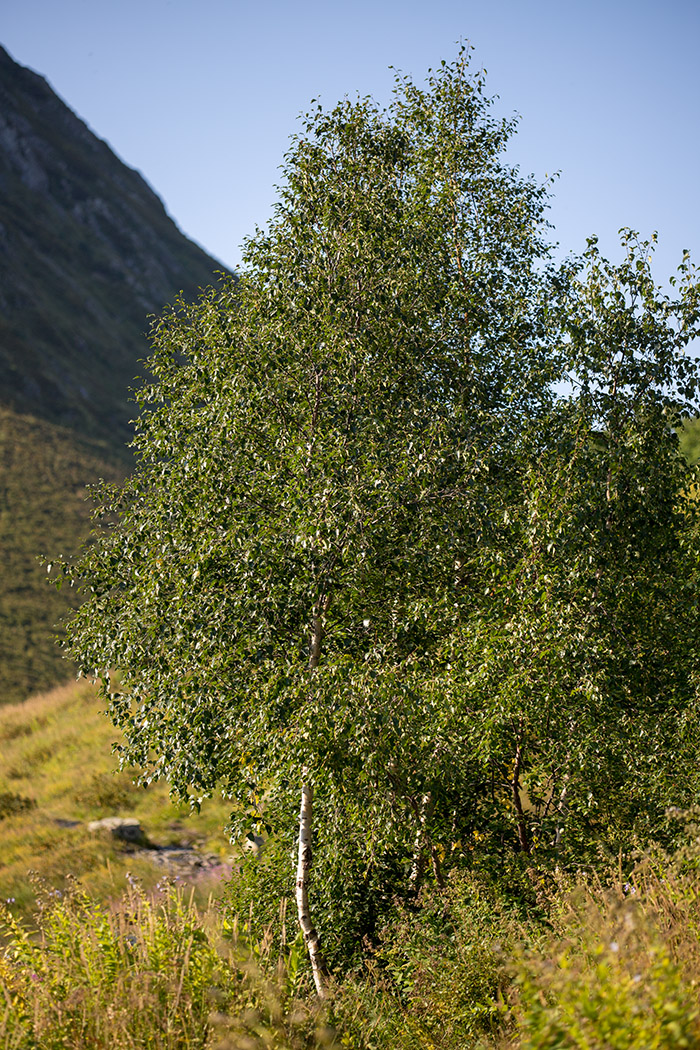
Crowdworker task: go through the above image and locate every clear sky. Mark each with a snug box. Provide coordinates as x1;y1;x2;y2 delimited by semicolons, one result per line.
4;0;699;283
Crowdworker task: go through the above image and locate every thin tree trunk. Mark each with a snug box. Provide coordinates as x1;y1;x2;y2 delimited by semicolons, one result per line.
409;791;434;895
431;844;445;889
296;781;327;998
554;773;570;850
293;595;330;998
512;742;530;855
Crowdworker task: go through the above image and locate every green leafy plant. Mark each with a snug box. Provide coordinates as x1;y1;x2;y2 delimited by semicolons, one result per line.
0;791;35;820
0;878;337;1050
513;860;700;1050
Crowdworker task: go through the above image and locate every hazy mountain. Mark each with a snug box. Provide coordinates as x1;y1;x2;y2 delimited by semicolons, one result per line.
0;44;226;703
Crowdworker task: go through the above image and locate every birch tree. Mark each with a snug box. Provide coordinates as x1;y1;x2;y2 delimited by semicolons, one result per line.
59;49;700;982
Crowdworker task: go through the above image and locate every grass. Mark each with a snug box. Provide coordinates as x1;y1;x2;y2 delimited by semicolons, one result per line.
4;847;700;1048
3;677;700;1047
0;879;336;1050
0;405;127;705
0;678;235;918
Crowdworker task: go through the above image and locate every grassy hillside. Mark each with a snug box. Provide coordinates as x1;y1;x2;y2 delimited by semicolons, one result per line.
0;678;234;917
679;415;700;464
0;405;129;704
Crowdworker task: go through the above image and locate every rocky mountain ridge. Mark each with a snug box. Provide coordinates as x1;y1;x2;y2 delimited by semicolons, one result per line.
0;43;224;446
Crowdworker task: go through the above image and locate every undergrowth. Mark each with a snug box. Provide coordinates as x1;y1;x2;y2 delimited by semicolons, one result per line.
4;847;700;1048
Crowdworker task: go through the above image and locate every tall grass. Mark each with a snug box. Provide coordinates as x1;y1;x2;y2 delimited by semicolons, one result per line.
0;679;234;918
0;878;336;1050
4;850;700;1048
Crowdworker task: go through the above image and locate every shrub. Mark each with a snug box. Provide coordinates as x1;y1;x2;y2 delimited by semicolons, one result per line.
0;792;36;820
513;865;700;1050
74;771;135;811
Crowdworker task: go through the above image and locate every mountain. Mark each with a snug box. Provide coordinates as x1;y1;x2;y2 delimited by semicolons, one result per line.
0;44;226;703
0;43;223;445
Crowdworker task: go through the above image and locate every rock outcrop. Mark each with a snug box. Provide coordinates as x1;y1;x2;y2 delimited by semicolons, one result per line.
0;43;225;447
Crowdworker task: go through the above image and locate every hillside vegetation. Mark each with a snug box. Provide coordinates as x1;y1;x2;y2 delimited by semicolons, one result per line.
0;678;234;917
679;415;700;464
0;406;126;704
3;818;700;1047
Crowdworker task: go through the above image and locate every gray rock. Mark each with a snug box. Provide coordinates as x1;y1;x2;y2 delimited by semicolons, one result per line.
87;817;148;845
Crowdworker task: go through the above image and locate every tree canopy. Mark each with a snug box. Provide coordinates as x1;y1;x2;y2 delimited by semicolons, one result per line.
60;49;700;983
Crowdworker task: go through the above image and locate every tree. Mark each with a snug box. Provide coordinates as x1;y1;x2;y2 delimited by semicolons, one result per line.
439;233;700;866
60;50;700;988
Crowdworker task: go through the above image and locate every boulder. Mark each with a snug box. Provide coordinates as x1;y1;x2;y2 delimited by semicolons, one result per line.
87;817;148;846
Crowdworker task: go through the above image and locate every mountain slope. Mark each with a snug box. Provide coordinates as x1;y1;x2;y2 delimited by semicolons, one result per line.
0;43;224;447
0;406;126;703
0;44;228;702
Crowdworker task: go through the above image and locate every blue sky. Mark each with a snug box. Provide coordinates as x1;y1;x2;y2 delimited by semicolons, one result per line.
4;0;699;283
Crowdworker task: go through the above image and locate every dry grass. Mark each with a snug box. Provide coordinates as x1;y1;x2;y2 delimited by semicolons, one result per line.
510;853;700;1049
0;678;235;918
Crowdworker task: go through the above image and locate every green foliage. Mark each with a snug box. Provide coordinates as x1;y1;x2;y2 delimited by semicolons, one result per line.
61;45;561;887
361;878;514;1044
225;812;407;972
60;46;700;984
518;944;698;1050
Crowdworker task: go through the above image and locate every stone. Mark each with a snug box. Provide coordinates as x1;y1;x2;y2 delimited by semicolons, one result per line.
87;817;148;845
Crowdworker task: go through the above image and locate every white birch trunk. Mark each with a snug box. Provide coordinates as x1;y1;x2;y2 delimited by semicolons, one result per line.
408;791;434;895
293;596;330;998
296;781;327;998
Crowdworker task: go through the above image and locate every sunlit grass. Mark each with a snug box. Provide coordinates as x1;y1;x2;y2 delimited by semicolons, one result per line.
0;679;235;919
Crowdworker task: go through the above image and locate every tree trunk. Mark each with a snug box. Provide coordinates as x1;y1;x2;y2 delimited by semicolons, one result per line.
512;742;530;855
296;781;327;998
409;791;435;895
293;596;330;997
554;773;570;850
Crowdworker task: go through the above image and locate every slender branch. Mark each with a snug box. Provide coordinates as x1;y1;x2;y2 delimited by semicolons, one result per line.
511;738;530;855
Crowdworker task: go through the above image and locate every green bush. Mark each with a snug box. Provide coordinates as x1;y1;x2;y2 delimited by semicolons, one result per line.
0;792;36;820
73;771;136;811
223;812;408;975
514;874;700;1050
